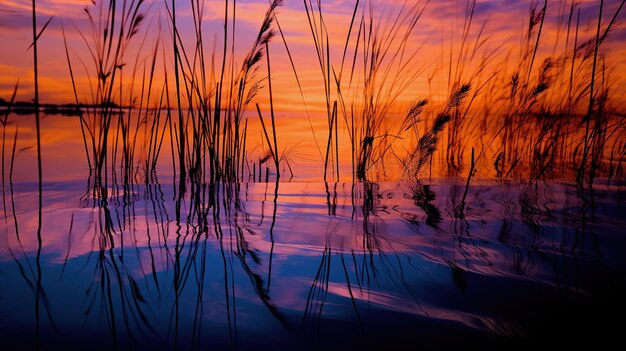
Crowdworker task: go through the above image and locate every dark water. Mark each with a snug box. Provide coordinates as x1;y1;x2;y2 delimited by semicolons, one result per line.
1;177;625;350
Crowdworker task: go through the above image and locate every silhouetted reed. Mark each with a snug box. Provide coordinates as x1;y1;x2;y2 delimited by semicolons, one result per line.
61;0;149;203
302;0;428;181
39;0;624;193
1;83;18;222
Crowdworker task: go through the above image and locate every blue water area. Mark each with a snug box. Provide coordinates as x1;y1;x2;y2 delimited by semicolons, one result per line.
1;180;625;350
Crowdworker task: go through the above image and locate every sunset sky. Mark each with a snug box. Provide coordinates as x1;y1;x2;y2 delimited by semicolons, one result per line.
1;0;625;112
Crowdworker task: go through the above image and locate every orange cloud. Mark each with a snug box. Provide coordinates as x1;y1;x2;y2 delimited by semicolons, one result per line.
0;0;624;113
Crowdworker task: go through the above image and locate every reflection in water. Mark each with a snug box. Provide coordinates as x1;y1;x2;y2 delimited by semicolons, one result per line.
0;108;624;349
2;167;625;349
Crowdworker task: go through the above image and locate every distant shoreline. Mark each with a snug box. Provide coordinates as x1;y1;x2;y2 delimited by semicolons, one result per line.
0;99;129;116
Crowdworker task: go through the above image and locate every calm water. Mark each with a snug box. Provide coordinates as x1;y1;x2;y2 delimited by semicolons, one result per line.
1;115;626;350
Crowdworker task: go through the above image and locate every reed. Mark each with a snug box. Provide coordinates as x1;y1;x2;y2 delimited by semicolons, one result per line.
12;0;626;196
302;0;430;181
63;0;149;201
164;0;283;190
576;0;626;188
1;83;18;222
30;1;45;347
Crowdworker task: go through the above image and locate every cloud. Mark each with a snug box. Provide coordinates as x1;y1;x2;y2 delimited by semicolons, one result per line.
0;0;625;109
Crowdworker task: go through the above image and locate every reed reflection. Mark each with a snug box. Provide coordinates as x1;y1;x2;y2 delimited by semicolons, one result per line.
1;153;625;349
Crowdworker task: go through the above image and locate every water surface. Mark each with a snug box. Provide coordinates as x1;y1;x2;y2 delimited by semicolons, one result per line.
1;114;626;350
